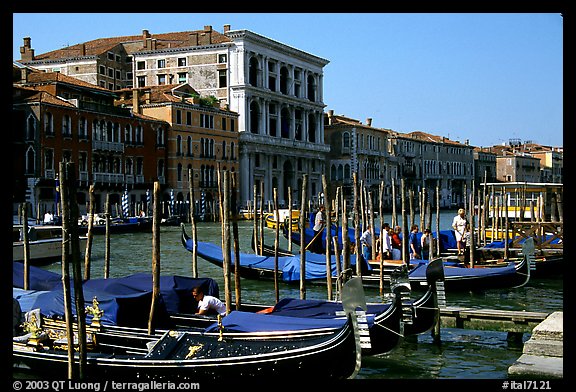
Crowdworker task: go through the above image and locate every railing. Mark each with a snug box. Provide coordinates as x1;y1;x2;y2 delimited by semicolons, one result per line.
93;140;125;153
92;173;125;184
511;222;563;249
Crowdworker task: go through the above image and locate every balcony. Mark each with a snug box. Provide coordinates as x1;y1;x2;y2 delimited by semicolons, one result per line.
93;140;125;153
93;173;125;184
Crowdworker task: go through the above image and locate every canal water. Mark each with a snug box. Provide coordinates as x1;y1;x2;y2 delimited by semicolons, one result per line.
20;210;563;380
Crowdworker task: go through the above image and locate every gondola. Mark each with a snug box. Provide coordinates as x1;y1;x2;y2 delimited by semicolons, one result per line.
181;224;372;284
13;277;364;380
406;237;535;291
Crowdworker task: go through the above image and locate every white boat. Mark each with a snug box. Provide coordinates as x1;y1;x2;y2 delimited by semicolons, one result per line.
13;225;87;265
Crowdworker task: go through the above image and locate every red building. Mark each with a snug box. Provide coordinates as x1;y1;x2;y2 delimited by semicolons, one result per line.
13;64;169;219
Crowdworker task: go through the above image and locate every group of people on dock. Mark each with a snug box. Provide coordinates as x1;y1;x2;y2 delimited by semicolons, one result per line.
355;207;470;263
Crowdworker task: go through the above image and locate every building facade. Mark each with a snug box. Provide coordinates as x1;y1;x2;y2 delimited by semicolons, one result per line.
18;25;330;209
13;64;169;218
115;83;240;217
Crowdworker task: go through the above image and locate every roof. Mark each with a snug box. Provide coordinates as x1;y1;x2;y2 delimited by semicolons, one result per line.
24;71;114;94
26;28;231;61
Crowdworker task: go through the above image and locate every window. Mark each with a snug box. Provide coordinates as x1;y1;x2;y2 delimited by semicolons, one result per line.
178;58;187;66
176;110;182;125
186;112;192;126
137;61;145;70
108;68;114;77
157;74;166;85
222;118;227;131
178;72;187;83
107;52;114;60
115;70;121;80
218;54;227;63
44;112;54;135
200;114;214;129
78;117;88;139
126;56;133;64
176;135;182;155
115;54;121;62
99;65;106;75
62;115;72;137
218;69;227;88
157;59;166;69
137;76;146;87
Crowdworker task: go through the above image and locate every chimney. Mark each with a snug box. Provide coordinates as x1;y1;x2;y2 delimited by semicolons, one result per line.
199;25;213;45
20;37;35;61
142;29;151;48
132;88;140;114
223;24;231;33
327;110;334;125
81;43;86;56
189;32;198;46
366;118;372;127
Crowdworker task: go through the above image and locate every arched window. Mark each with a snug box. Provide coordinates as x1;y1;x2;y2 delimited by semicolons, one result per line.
330;164;336;181
250;101;260;134
177;163;183;182
249;57;259;87
187;136;193;156
344;164;351;180
176;135;182;155
26;115;36;140
25;146;35;175
307;74;316;101
308;113;316;143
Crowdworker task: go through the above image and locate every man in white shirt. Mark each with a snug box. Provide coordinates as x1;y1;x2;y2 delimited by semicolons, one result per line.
380;223;392;259
192;287;227;316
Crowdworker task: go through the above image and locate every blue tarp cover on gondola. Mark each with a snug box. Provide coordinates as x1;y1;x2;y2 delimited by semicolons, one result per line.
270;298;391;326
204;310;346;333
185;238;368;282
13;262;220;327
13;285;171;327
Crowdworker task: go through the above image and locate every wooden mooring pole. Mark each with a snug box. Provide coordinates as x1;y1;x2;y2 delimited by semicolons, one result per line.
299;174;307;300
148;181;161;335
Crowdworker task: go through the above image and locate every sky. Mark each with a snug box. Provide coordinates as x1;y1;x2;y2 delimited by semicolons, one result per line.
12;13;564;148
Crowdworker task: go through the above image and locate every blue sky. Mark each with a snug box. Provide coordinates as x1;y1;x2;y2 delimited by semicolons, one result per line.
13;13;563;148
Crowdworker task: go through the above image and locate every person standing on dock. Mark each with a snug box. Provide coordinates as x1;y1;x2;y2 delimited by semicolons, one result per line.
360;224;374;262
421;228;432;260
452;208;468;255
310;205;326;253
409;225;421;260
381;223;392;260
192;287;227;316
391;226;402;260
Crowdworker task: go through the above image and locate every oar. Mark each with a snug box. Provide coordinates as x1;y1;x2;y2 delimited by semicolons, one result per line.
304;224;326;250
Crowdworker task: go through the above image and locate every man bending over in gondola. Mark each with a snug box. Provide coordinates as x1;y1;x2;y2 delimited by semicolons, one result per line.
192;287;227;316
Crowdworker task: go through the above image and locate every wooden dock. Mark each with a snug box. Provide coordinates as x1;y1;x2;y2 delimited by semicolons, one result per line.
439;306;549;337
